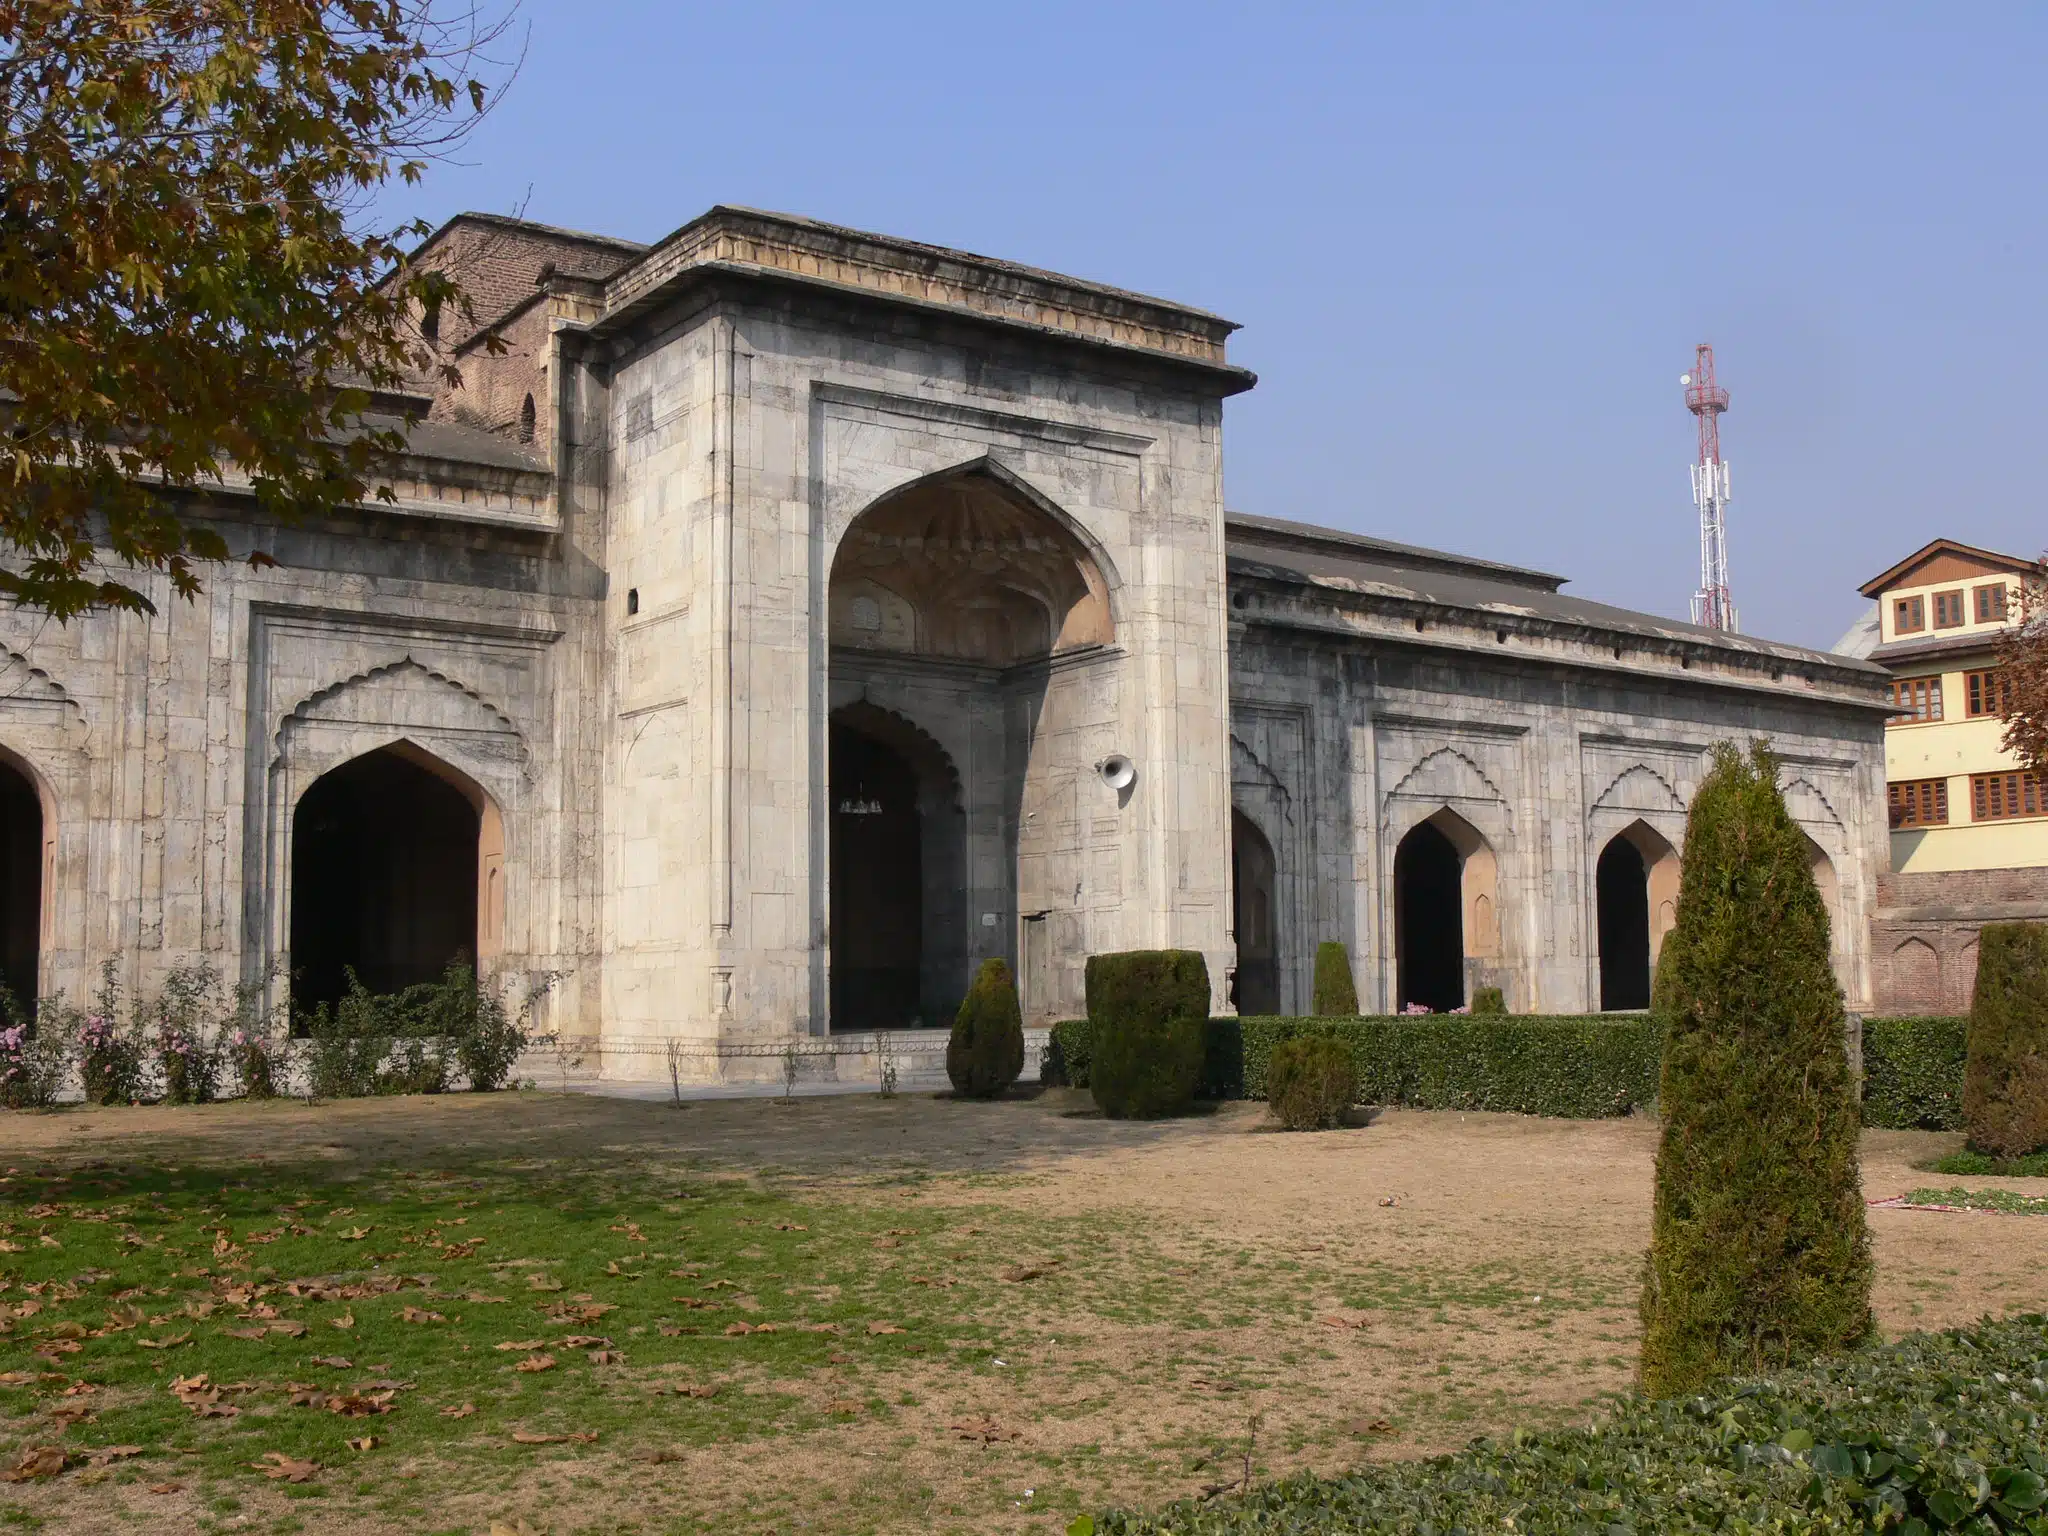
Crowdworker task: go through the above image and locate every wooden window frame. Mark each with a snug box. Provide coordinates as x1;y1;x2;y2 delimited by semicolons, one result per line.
1893;594;1926;634
1971;771;2047;823
1885;674;1943;724
1888;778;1949;829
1974;583;2010;623
1965;668;2013;719
1932;589;1966;629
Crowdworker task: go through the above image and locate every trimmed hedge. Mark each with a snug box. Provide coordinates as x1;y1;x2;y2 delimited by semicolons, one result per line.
1086;950;1210;1118
1861;1015;1969;1129
1244;1014;1660;1118
1095;1312;2048;1536
1048;1011;1975;1129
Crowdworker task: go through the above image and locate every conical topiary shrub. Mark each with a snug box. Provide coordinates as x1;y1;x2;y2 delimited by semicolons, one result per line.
1312;941;1358;1016
946;958;1025;1100
1963;922;2048;1159
1639;741;1873;1398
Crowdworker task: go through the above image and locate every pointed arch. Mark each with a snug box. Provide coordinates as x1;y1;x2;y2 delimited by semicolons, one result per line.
277;656;524;757
1231;807;1279;1014
1781;776;1846;831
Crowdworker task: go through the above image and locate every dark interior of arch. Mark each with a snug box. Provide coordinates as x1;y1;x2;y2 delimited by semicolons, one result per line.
291;746;478;1013
1232;808;1279;1015
1597;836;1652;1010
1395;820;1463;1012
0;761;40;1004
829;719;925;1030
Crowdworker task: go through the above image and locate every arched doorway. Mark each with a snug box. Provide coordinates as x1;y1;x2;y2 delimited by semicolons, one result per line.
1395;820;1465;1012
1231;809;1278;1015
1596;836;1651;1009
830;717;925;1031
290;744;491;1011
0;755;42;1004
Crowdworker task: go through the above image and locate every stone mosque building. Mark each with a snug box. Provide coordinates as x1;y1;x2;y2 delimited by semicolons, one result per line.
0;208;1892;1082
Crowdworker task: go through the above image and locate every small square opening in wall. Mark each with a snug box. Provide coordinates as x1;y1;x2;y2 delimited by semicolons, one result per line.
626;588;640;616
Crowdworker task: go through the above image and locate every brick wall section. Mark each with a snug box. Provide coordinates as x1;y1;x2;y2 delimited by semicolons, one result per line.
1869;866;2048;1014
408;217;644;458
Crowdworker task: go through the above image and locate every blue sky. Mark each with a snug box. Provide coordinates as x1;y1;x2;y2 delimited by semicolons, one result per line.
380;3;2046;650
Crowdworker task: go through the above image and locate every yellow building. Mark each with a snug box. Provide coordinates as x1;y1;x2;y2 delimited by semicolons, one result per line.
1856;539;2041;873
1840;538;2046;1014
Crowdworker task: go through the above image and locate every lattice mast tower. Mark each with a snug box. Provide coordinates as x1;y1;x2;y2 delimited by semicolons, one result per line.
1682;343;1736;630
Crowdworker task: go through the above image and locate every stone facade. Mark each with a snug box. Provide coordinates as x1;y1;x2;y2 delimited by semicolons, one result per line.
0;208;1894;1083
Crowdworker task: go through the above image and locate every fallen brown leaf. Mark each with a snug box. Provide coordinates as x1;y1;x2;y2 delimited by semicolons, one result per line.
495;1339;545;1352
514;1353;556;1374
330;1311;354;1329
325;1393;394;1417
951;1417;1019;1444
1344;1416;1395;1435
557;1334;609;1349
441;1402;478;1419
345;1435;377;1452
138;1333;191;1350
221;1326;267;1341
310;1356;353;1369
510;1430;565;1444
588;1349;623;1364
3;1445;66;1482
268;1320;308;1338
1001;1263;1060;1283
86;1445;142;1467
147;1481;183;1494
254;1451;320;1483
400;1307;446;1324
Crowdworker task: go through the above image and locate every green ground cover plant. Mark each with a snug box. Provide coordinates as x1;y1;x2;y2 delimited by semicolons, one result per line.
1928;1149;2048;1177
1094;1312;2048;1535
1901;1186;2048;1215
1641;742;1872;1398
1965;923;2048;1159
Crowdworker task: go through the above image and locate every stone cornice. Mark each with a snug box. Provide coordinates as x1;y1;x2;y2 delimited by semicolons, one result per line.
1230;562;1892;715
593;206;1250;383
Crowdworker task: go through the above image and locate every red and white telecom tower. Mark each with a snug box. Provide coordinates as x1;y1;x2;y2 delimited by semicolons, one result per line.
1681;344;1736;631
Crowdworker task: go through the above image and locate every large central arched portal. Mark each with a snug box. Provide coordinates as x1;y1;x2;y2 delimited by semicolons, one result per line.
290;743;494;1011
827;462;1116;1030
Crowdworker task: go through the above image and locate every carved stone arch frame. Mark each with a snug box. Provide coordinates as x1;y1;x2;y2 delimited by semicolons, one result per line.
1585;763;1690;1008
260;669;531;1003
0;649;95;1002
1379;783;1512;1009
1229;726;1305;1015
1779;771;1856;994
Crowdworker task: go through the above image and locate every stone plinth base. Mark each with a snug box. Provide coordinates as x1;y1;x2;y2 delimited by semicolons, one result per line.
515;1027;1053;1095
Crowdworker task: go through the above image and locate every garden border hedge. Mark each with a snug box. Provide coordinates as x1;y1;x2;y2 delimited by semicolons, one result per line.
1047;1011;1973;1127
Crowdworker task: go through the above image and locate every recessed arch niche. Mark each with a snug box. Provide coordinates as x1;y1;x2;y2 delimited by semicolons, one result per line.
829;464;1114;665
1394;807;1497;1012
289;741;504;1011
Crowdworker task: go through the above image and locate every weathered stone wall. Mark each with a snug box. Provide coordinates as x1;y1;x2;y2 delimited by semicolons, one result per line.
1227;605;1889;1015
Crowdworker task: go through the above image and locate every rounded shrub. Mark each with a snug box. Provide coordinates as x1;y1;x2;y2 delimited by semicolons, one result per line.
946;958;1025;1099
1471;986;1506;1016
1087;949;1208;1119
1312;941;1358;1016
1963;922;2048;1158
1266;1032;1356;1129
1639;741;1873;1399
